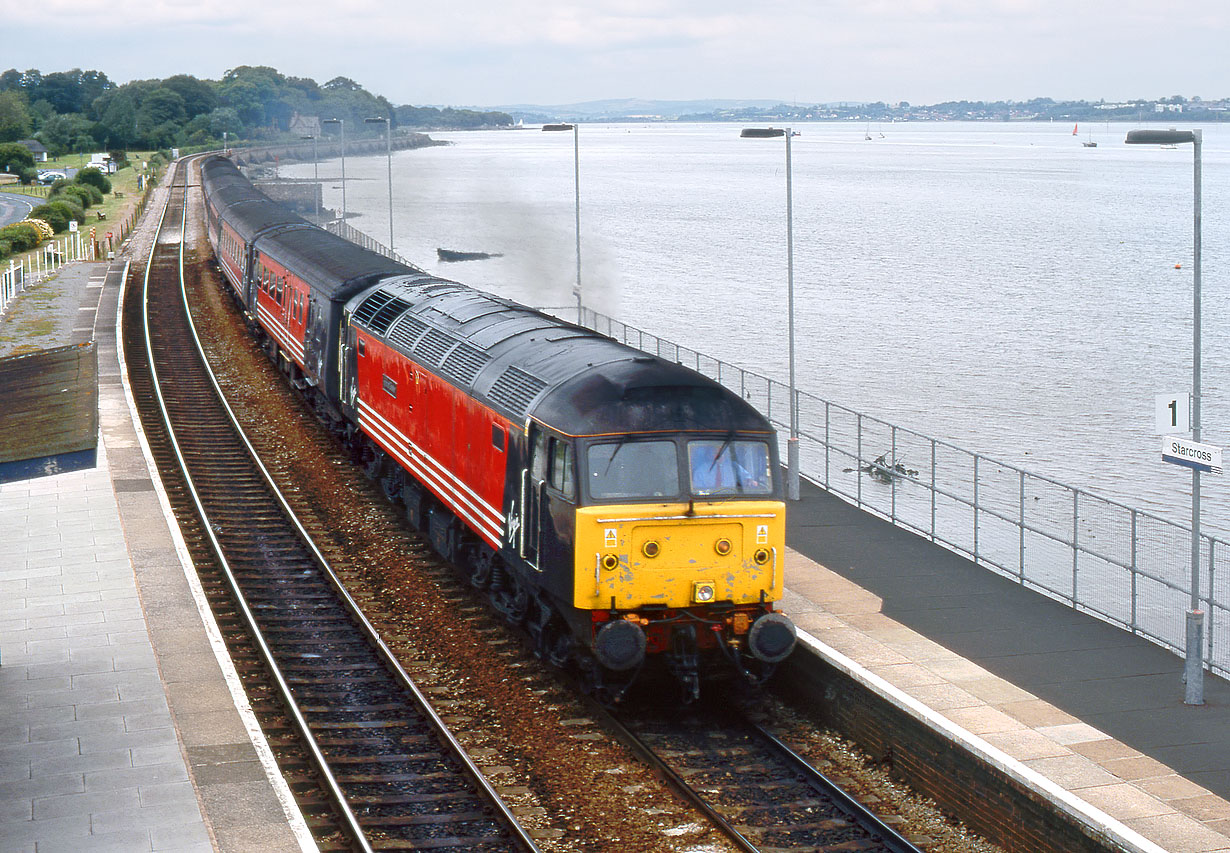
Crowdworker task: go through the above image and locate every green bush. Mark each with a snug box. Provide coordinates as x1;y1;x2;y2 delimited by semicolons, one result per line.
50;198;85;224
18;167;37;185
56;185;94;209
29;200;84;233
0;238;11;261
49;178;72;194
81;183;104;204
0;222;42;251
75;166;112;194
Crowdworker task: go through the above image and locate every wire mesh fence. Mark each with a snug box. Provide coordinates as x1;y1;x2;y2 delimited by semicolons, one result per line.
577;305;1229;679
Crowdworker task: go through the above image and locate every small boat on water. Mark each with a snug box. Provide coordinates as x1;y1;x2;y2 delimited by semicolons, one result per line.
437;248;503;262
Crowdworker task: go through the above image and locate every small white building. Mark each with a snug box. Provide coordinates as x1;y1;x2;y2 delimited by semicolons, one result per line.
18;140;48;162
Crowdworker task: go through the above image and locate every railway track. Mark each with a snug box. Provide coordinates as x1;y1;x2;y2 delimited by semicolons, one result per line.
608;703;925;853
122;160;540;852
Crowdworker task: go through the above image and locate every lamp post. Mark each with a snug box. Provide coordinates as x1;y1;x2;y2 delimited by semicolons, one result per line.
543;122;582;322
322;118;346;223
741;127;799;501
301;134;319;220
365;116;394;252
1126;126;1204;705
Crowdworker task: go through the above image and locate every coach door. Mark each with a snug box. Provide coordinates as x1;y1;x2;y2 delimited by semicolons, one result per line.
522;427;548;569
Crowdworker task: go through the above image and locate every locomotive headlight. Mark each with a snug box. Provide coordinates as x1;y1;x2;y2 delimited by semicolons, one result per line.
714;538;733;557
641;540;660;558
601;553;620;571
753;548;771;566
693;581;716;603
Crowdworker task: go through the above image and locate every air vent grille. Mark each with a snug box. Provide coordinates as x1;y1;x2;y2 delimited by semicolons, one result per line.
488;366;548;417
441;344;489;385
387;314;429;351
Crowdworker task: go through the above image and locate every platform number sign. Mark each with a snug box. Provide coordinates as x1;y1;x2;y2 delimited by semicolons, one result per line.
1155;393;1190;435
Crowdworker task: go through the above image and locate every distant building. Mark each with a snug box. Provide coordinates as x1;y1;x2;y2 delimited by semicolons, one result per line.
17;140;48;162
288;113;321;137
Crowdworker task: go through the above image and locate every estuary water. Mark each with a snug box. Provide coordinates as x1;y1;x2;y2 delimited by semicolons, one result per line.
282;121;1230;538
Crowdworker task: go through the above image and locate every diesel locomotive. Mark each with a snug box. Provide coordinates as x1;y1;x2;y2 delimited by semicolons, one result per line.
199;154;796;700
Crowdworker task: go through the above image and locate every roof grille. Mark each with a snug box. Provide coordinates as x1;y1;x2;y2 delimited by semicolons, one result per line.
368;296;412;335
387;314;429;351
352;290;395;327
414;329;455;366
488;366;547;417
441;343;489;386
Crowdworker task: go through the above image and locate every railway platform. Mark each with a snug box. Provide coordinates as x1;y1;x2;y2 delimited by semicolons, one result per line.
783;481;1230;853
4;258;1230;852
0;260;308;852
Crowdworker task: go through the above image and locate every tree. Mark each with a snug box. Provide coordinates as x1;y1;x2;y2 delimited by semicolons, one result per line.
162;74;217;119
0;141;35;173
0;90;31;142
37;113;96;156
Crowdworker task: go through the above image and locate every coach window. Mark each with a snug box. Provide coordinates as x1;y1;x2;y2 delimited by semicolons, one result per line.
549;438;575;500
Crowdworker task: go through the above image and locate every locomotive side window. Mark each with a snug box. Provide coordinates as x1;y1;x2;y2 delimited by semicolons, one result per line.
492;425;505;451
588;440;679;500
382;375;397;398
357;337;366;357
688;439;773;496
549;439;575;499
531;431;549;482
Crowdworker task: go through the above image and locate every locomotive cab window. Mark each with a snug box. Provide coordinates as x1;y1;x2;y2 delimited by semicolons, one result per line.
492;425;505;452
550;439;575;499
688;439;773;497
588;440;679;501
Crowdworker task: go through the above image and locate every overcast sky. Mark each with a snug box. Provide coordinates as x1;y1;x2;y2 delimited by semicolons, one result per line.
7;0;1227;108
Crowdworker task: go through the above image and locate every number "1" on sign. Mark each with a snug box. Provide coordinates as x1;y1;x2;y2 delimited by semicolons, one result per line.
1155;393;1191;435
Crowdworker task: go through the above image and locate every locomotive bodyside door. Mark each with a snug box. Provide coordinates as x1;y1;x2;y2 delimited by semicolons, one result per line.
522;426;547;568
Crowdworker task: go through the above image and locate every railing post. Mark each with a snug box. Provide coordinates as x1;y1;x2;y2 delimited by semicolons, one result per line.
1072;489;1080;604
930;438;937;542
824;401;830;487
1130;510;1138;632
1207;539;1215;667
856;413;863;507
891;425;898;522
1019;470;1026;582
973;454;980;562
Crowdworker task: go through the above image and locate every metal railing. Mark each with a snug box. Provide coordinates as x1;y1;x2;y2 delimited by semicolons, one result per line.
576;307;1229;680
324;225;1227;680
324;219;422;272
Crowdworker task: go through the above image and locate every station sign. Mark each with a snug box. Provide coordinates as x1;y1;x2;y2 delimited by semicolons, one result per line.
1161;436;1223;475
1155;393;1190;435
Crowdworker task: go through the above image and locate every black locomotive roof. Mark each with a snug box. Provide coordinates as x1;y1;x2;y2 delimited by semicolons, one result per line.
257;228;419;303
347;275;772;436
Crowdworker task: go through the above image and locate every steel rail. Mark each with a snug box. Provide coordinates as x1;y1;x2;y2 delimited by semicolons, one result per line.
140;157;539;853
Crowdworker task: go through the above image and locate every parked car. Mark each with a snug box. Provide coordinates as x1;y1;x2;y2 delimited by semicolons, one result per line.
38;171;66;184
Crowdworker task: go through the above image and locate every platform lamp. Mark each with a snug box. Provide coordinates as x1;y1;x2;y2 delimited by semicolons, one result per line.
1126;127;1205;705
543;122;582;323
322;118;346;223
365;115;394;252
740;127;799;501
300;134;319;220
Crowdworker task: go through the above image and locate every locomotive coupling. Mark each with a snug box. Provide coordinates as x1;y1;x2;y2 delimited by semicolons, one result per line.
747;612;797;663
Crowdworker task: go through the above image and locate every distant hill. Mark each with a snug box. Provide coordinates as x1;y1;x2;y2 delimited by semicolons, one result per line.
468;98;788;122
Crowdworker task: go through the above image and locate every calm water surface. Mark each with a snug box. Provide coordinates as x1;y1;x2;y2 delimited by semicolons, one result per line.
284;121;1230;536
